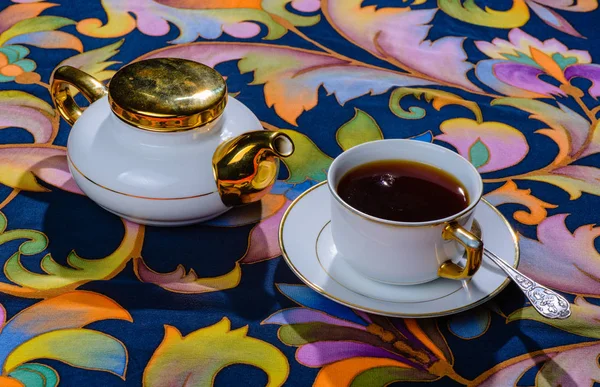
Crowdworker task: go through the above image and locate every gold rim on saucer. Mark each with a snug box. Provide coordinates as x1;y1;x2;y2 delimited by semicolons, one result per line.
278;181;520;318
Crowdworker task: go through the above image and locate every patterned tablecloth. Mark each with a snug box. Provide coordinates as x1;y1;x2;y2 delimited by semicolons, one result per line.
1;0;600;386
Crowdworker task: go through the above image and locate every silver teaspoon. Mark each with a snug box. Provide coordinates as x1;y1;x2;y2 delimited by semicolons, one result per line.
483;248;571;319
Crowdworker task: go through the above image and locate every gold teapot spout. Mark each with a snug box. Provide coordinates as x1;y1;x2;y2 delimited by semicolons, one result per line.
213;130;294;206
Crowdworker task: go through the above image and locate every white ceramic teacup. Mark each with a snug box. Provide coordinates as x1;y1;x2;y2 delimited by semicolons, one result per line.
328;139;484;285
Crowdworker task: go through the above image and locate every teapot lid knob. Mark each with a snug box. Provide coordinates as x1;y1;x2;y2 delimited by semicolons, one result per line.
108;58;227;131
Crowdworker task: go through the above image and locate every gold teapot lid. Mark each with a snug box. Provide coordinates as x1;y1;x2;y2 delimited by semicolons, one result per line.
108;58;227;132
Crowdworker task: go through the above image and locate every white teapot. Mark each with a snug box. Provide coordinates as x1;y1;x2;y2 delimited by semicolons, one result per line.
50;58;294;226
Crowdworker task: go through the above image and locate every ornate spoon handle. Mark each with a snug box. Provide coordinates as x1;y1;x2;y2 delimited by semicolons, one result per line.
483;249;571;319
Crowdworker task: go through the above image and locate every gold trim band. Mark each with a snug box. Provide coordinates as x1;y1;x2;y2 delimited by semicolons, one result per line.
67;154;216;201
279;181;521;318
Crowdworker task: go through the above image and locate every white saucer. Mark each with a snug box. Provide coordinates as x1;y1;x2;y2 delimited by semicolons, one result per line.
279;181;520;318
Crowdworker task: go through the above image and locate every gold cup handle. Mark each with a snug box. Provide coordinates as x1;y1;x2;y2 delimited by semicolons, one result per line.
438;222;483;280
51;66;108;125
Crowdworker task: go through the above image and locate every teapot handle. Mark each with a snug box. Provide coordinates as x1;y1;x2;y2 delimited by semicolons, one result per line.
50;66;108;126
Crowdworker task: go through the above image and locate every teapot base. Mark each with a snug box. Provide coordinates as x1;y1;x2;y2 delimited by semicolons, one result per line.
98;205;228;227
69;161;230;227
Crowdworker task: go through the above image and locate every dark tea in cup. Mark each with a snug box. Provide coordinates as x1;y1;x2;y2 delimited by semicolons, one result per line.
328;139;483;284
336;160;469;222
